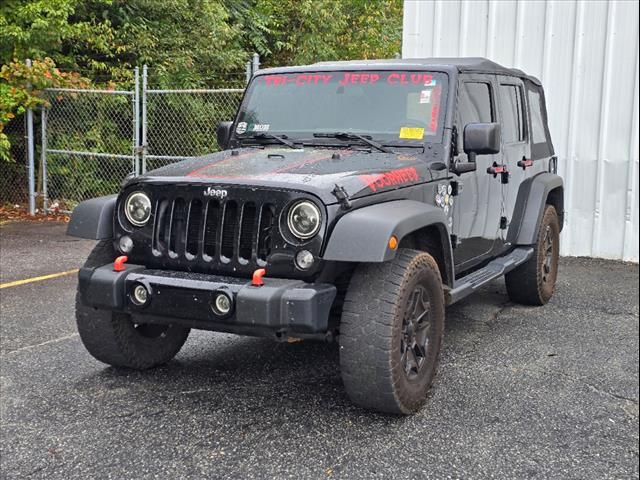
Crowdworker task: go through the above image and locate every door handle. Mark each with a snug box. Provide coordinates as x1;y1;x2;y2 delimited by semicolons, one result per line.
517;157;534;169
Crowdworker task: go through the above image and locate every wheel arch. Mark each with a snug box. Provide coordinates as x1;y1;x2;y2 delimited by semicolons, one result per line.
322;200;454;288
507;172;564;245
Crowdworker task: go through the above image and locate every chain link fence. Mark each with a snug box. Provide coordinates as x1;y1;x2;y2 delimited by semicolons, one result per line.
143;87;244;172
42;88;136;211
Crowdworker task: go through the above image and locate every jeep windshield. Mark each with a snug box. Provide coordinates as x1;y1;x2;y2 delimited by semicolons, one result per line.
234;70;448;147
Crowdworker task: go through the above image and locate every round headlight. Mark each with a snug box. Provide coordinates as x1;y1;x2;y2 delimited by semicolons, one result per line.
287;201;321;240
124;191;151;226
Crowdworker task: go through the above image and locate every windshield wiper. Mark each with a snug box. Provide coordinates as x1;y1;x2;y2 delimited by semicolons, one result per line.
313;132;392;153
241;133;298;149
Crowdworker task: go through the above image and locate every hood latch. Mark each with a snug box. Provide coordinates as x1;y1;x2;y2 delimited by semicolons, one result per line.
331;184;352;210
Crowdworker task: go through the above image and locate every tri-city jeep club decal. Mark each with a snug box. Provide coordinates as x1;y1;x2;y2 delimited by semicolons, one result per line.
263;72;436;87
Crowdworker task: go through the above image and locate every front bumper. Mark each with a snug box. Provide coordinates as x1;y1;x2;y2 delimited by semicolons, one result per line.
78;264;337;337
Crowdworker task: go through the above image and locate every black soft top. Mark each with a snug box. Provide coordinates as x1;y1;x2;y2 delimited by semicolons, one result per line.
259;57;541;86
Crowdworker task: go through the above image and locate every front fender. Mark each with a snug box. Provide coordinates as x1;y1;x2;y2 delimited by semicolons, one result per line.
66;195;117;240
322;200;451;263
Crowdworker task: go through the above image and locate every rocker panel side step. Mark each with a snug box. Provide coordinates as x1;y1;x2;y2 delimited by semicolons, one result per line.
445;247;534;305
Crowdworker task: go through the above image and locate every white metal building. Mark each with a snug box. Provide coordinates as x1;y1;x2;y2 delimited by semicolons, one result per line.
402;0;639;262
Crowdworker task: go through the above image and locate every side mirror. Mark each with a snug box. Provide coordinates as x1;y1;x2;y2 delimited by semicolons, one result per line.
216;121;233;150
463;122;501;162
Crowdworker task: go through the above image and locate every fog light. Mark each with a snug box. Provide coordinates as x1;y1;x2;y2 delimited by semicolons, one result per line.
212;291;233;317
295;250;315;270
131;283;149;305
119;235;134;253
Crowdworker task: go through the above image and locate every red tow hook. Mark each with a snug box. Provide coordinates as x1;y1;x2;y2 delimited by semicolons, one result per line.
252;268;267;286
113;255;128;272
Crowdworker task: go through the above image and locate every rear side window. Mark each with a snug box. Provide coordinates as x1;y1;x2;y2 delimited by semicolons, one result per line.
499;84;526;143
528;89;546;144
458;82;494;125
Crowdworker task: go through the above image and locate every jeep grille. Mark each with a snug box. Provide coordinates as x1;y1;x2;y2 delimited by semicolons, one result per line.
152;197;276;268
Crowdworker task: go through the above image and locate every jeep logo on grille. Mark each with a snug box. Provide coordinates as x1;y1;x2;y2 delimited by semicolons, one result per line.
203;187;228;198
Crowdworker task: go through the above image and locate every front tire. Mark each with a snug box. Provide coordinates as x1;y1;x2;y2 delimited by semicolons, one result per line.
339;249;445;414
76;240;190;369
505;205;560;305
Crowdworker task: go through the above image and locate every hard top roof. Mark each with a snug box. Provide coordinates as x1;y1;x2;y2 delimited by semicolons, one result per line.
259;57;541;85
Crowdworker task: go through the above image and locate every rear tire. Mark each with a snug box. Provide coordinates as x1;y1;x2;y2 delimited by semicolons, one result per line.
76;240;190;369
339;249;445;414
505;205;560;305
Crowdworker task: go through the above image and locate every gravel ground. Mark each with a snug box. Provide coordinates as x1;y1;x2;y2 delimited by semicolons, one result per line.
1;221;638;479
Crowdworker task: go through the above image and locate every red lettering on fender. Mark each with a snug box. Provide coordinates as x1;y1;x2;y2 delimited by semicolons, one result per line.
359;167;420;192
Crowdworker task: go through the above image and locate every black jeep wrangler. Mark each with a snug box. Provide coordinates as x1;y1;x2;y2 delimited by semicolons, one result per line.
68;58;563;414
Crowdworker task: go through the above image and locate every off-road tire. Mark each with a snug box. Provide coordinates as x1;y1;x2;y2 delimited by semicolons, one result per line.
76;240;190;369
505;205;560;305
339;249;445;414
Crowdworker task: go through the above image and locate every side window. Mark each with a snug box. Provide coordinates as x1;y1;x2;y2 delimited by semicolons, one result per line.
528;88;546;144
457;81;493;151
499;84;526;143
458;82;493;125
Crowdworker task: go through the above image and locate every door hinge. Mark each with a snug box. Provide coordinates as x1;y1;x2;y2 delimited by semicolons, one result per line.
487;162;509;184
500;216;508;230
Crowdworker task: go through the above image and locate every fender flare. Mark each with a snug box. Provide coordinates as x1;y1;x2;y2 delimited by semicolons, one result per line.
322;200;454;283
507;172;564;245
66;195;117;240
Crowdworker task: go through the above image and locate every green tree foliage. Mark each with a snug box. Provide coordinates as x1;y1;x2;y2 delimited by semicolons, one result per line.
2;0;403;85
246;0;403;66
0;58;89;161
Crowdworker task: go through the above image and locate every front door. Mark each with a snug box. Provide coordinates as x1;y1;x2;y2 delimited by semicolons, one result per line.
451;75;504;271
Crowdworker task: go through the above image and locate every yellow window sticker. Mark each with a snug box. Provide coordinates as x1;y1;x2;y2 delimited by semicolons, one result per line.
399;127;424;140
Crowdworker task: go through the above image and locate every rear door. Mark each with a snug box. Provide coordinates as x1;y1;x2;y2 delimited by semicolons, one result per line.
496;77;531;228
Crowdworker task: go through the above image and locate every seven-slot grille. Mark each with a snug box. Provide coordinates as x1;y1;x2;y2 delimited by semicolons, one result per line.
152;197;276;267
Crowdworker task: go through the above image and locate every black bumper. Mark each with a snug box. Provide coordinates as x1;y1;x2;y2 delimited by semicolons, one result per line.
78;264;337;336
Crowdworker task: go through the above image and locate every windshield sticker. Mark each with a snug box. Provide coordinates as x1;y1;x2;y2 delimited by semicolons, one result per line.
251;123;270;132
264;74;333;86
386;73;433;85
429;85;442;132
399;127;424;140
359;167;420;193
262;72;436;87
419;89;432;104
236;122;248;135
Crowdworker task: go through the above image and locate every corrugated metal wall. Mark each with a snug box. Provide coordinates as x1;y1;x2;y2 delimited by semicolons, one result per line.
402;0;639;262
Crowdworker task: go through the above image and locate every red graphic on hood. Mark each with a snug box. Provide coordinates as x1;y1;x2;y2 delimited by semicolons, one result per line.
359;167;420;192
185;150;354;180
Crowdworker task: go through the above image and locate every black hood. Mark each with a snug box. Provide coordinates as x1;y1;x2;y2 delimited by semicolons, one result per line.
137;147;443;204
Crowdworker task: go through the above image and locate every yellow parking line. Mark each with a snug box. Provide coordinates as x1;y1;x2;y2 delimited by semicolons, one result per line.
0;269;79;289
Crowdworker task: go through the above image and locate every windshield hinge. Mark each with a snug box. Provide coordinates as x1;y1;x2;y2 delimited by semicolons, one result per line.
331;184;352;210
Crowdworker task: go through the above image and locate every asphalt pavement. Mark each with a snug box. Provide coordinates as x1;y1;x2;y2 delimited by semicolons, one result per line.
1;221;638;479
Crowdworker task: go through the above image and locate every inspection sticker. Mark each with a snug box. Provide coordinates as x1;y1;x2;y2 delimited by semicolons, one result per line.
419;89;432;104
399;127;425;140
